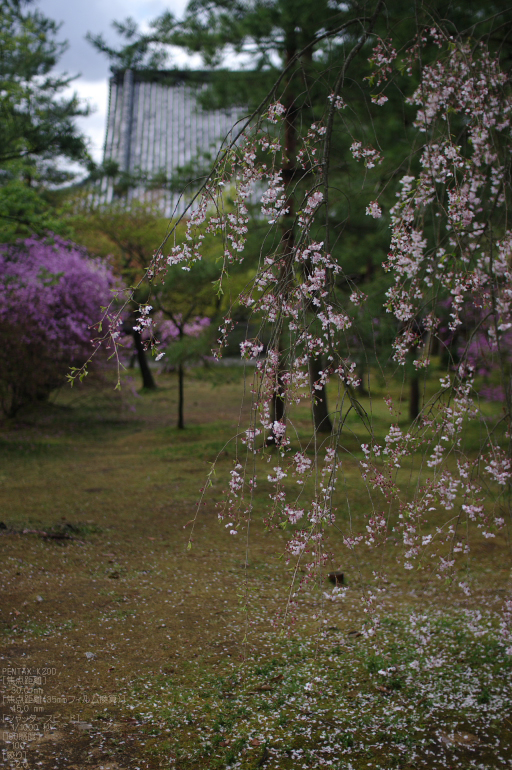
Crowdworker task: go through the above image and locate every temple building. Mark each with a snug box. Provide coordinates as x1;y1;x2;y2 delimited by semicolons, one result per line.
97;69;247;216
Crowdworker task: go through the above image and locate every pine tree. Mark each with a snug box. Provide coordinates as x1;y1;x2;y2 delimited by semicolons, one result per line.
0;0;90;240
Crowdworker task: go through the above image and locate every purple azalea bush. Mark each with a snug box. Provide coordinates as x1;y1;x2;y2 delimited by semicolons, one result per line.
463;325;512;403
439;299;512;403
0;236;115;416
154;315;211;347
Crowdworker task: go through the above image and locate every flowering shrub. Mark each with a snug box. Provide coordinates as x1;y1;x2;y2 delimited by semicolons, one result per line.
437;300;512;402
0;236;115;415
156;314;211;350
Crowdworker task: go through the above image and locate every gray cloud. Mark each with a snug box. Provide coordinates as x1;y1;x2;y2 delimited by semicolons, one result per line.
37;0;188;81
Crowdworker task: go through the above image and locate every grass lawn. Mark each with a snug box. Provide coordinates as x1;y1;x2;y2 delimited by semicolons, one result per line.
0;367;511;770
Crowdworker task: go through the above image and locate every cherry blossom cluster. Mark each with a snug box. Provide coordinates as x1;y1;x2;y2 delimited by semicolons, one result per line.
260;171;288;224
386;38;511;369
350;141;382;169
297;121;327;171
368;37;397;87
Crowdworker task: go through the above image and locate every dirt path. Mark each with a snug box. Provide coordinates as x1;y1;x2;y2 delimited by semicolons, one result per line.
1;464;295;769
1;520;258;769
0;380;276;768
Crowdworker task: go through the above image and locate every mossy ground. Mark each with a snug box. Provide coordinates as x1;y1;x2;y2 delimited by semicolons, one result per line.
0;368;510;769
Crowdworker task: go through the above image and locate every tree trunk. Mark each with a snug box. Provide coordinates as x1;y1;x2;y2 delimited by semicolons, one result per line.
177;361;185;430
409;373;420;421
269;50;297;444
133;328;157;390
271;385;285;428
268;342;286;445
357;360;368;396
309;355;333;434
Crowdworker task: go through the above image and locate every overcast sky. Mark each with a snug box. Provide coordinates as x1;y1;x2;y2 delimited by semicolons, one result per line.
37;0;196;163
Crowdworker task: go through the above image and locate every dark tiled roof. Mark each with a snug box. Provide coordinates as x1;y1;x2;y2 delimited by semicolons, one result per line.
97;69;248;216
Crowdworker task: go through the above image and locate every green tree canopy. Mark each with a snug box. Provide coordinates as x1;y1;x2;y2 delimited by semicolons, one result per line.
0;0;91;240
87;0;512;423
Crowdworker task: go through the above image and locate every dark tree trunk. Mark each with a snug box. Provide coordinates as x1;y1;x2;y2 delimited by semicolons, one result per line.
271;385;285;429
357;360;368;396
177;361;185;430
269;52;297;444
133;328;156;390
309;355;333;434
409;373;420;421
269;343;286;445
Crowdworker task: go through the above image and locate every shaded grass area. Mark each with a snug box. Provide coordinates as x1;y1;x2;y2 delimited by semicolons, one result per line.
0;368;510;770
